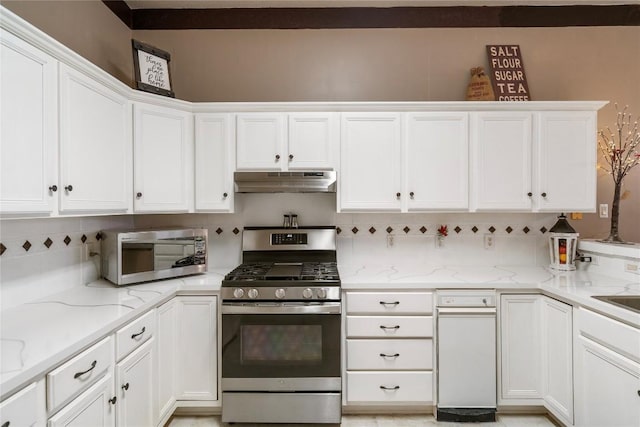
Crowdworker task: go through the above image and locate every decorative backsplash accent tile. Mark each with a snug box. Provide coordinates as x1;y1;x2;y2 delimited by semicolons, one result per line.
352;227;359;234
488;226;496;233
336;227;342;235
540;226;548;234
403;226;410;234
63;236;71;246
420;226;427;234
454;226;462;234
44;238;53;248
523;226;530;234
472;226;479;233
506;226;513;234
386;226;393;234
0;243;6;256
369;227;376;234
22;240;32;252
81;234;87;243
96;232;102;240
233;228;240;235
216;227;223;234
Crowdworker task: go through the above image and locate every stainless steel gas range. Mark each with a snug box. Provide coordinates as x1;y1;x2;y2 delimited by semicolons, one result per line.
220;226;341;424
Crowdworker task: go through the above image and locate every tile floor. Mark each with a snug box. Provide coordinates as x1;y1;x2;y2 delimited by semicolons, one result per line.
167;414;556;427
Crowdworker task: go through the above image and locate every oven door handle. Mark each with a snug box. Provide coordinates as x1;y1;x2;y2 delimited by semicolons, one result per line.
221;302;341;315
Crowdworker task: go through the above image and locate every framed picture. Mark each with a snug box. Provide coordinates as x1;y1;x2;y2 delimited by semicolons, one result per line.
132;39;175;98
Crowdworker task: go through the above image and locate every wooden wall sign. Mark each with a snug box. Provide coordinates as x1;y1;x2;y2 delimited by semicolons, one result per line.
486;45;530;101
132;39;175;98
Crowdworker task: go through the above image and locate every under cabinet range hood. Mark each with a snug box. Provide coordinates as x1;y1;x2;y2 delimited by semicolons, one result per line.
234;171;337;193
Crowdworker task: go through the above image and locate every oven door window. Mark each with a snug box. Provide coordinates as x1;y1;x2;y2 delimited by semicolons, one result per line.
222;314;340;378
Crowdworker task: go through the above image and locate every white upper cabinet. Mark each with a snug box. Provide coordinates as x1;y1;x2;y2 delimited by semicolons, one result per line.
195;113;234;212
405;112;469;211
288;112;338;170
535;111;597;212
59;64;131;213
471;112;533;211
0;29;58;215
339;113;403;212
236;112;337;171
133;103;193;213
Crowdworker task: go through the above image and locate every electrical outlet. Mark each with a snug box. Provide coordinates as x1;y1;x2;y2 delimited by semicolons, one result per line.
590;255;599;266
484;234;494;250
387;234;394;248
599;204;609;218
625;262;640;274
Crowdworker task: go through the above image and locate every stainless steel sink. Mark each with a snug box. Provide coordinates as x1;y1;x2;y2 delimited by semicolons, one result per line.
592;295;640;313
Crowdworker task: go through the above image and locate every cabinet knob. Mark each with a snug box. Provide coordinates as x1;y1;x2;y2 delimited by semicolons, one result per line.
396;192;401;199
223;192;228;198
527;192;533;197
49;185;58;192
409;191;414;199
122;383;130;391
109;396;117;405
2;421;10;427
275;154;281;161
64;185;73;192
541;192;547;198
136;192;142;198
289;154;294;161
637;390;640;397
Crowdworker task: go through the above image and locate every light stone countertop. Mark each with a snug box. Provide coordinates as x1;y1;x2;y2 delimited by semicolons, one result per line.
2;264;639;401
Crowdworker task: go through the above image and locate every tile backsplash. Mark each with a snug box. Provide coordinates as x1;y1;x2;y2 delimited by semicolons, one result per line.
1;194;562;310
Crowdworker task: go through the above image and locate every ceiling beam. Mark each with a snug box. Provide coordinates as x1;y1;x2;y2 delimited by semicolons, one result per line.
102;2;640;29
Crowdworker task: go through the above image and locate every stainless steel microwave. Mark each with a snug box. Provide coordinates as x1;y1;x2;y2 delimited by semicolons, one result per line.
100;229;208;285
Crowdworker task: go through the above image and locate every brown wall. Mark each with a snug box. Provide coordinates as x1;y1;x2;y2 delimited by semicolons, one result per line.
3;2;639;242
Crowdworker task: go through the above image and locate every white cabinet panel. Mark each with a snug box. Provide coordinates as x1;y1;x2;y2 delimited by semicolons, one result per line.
405;112;469;210
346;316;433;338
347;292;433;315
499;294;543;403
157;299;177;423
58;64;131;213
133;103;193;212
339;113;402;211
0;29;58;214
195;113;234;212
0;381;42;427
48;373;115;427
542;296;573;425
575;336;640;427
471;112;533;211
347;339;433;370
176;296;217;401
288;112;337;170
535;111;597;212
115;339;155;427
115;309;155;362
236;113;286;170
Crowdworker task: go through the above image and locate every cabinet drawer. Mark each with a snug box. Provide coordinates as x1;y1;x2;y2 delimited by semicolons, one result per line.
347;292;433;315
346;371;433;403
116;309;156;361
0;382;38;427
47;336;113;413
347;339;432;370
347;316;433;338
577;308;640;363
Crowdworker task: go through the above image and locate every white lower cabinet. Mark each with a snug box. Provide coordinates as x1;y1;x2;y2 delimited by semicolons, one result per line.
48;373;116;427
156;299;178;424
0;380;46;427
175;296;218;401
499;294;543;403
574;308;640;427
345;291;434;406
115;339;155;427
541;296;573;425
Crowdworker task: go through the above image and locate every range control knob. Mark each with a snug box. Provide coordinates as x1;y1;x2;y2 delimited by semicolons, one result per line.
248;288;259;299
317;288;328;299
302;288;313;299
233;288;245;299
275;288;286;299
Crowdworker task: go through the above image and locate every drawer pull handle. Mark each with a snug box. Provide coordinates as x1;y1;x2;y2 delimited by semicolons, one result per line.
73;360;97;379
122;382;130;391
379;325;400;330
2;421;10;427
380;385;400;391
379;353;400;359
109;396;117;405
131;326;146;339
379;301;400;307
